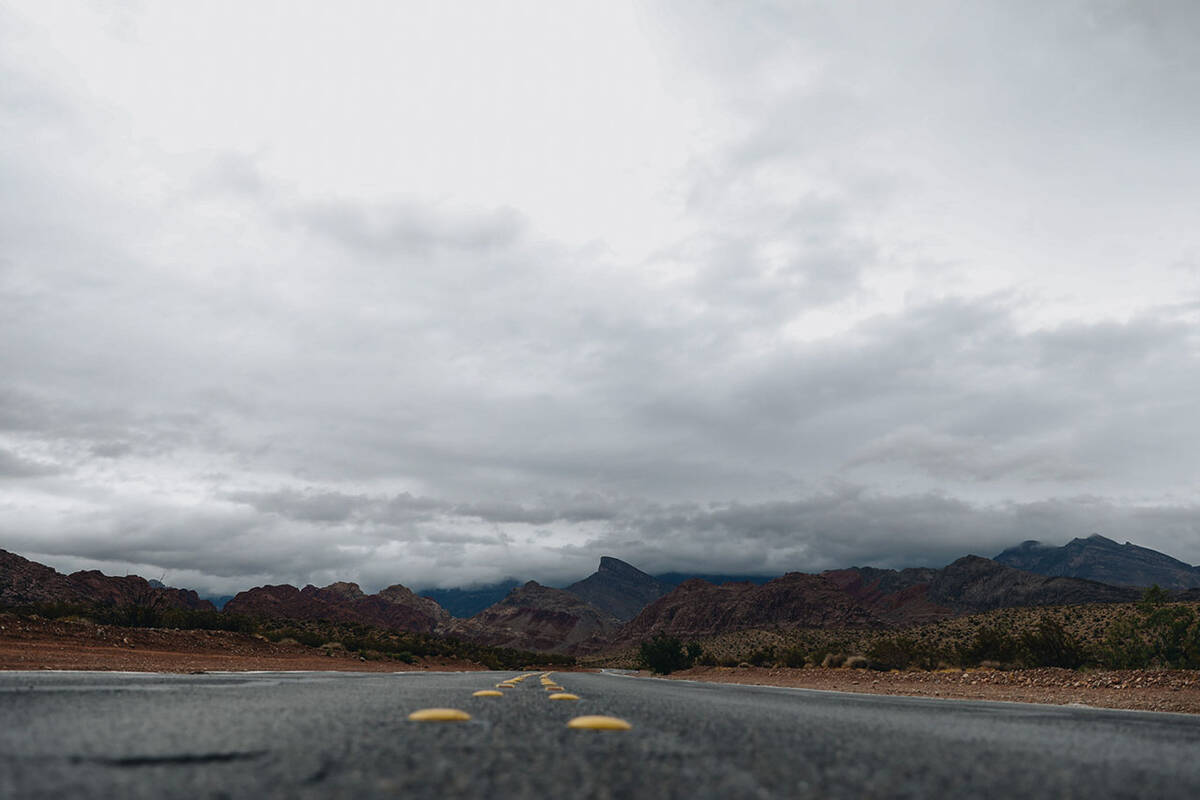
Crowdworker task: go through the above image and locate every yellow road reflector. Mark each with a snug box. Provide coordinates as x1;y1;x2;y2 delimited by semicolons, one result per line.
548;693;580;701
545;686;564;692
567;715;631;731
473;690;504;697
408;708;471;722
496;683;515;689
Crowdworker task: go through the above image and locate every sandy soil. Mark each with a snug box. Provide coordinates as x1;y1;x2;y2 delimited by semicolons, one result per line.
659;665;1200;715
0;614;481;673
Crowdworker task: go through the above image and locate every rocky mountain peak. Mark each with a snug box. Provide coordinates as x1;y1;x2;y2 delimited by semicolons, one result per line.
598;556;641;576
321;581;365;600
565;556;671;622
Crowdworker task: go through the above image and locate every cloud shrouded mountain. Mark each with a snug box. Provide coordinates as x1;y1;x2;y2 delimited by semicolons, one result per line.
1;1;1199;595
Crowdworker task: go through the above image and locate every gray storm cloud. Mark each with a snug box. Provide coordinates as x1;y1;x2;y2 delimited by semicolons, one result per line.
1;1;1199;594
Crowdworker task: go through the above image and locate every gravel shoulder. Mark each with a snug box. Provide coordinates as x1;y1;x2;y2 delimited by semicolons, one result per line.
658;664;1200;714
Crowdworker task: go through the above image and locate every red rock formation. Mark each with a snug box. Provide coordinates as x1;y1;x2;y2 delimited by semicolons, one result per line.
451;581;620;654
0;549;214;611
821;567;953;626
223;581;449;634
618;573;881;642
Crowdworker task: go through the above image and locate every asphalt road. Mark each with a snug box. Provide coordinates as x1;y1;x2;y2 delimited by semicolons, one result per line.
2;669;1199;799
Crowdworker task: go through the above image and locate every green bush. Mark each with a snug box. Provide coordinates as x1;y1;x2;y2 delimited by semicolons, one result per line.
747;645;776;667
638;634;699;674
778;646;807;668
1020;617;1085;668
866;636;919;671
956;625;1021;667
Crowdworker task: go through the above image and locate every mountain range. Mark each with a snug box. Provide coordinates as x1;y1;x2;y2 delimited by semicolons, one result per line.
995;534;1200;590
3;536;1195;656
417;565;774;619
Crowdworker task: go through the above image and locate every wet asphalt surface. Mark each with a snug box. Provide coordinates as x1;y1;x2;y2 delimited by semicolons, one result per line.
2;669;1199;799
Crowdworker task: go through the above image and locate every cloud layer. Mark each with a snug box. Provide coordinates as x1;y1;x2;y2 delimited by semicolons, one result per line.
1;1;1198;593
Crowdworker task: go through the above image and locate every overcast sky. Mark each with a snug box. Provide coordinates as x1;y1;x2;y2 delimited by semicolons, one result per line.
2;1;1199;595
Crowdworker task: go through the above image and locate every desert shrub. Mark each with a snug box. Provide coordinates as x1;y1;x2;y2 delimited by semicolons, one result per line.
845;656;869;669
694;650;717;667
956;625;1021;667
1104;606;1200;670
638;634;698;674
1019;617;1086;668
747;645;776;667
866;636;924;671
779;646;807;668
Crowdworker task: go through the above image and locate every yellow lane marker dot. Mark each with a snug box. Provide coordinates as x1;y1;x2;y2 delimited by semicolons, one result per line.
567;715;631;731
473;690;504;697
548;693;580;701
408;708;471;722
545;687;564;692
496;683;515;689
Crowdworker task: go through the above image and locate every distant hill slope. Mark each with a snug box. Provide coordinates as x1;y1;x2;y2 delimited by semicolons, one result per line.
825;555;1139;624
0;549;215;612
995;534;1200;590
223;581;450;634
928;555;1140;610
654;572;776;588
419;579;521;618
619;555;1144;644
565;557;670;621
618;573;880;642
452;581;620;654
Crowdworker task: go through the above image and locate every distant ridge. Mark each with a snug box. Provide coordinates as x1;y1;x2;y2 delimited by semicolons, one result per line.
420;579;520;618
224;581;450;633
995;534;1200;590
0;549;215;612
452;581;619;654
654;572;775;588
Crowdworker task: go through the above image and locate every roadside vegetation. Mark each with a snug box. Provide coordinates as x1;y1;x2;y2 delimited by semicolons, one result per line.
638;634;702;674
605;588;1200;673
0;602;575;670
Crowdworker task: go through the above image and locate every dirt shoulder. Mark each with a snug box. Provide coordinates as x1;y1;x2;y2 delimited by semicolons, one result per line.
656;665;1200;715
0;614;481;673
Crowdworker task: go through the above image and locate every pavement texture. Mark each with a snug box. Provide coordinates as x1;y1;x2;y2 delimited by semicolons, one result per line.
2;669;1199;799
